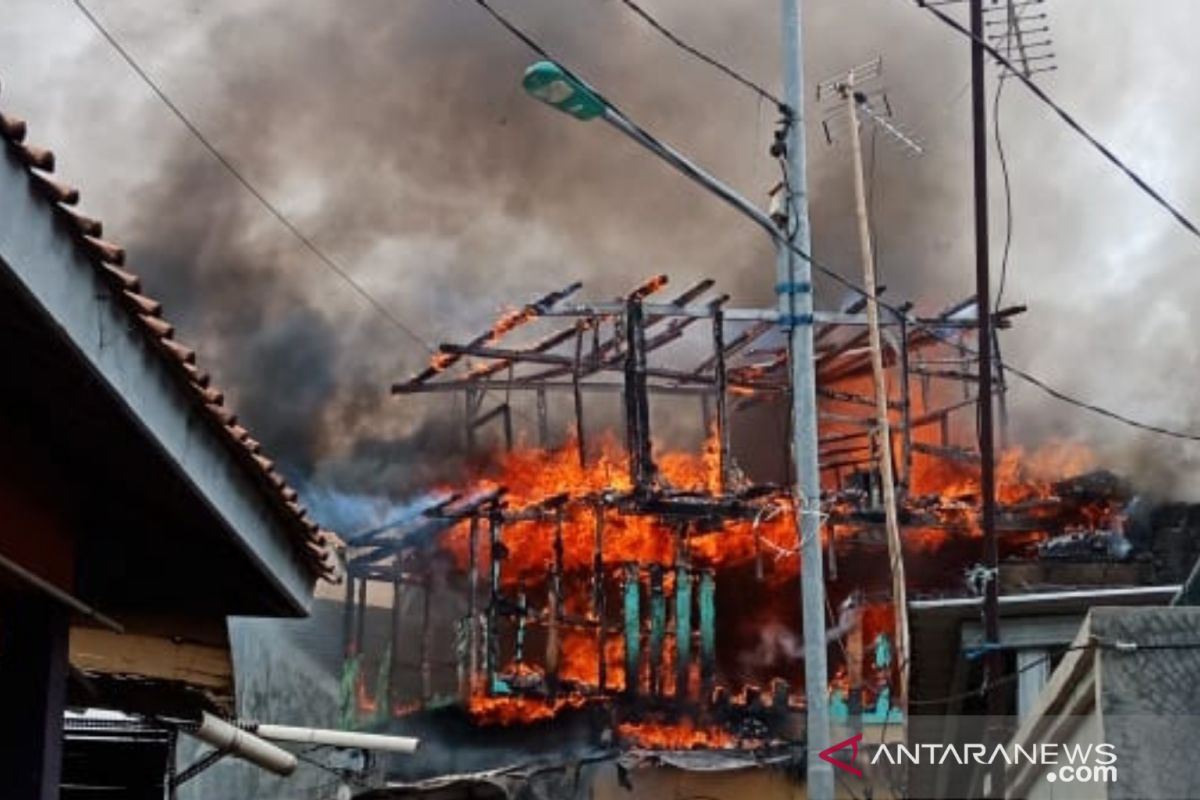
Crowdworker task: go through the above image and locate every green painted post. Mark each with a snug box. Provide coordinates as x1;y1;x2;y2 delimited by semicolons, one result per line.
648;564;666;697
675;566;693;700
699;569;716;700
623;563;641;696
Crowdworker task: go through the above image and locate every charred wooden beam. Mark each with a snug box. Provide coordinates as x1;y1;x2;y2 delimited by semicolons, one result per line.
624;299;656;492
405;281;584;385
593;504;607;692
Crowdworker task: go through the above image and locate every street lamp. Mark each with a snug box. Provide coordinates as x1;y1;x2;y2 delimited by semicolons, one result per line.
522;61;606;121
522;61;780;240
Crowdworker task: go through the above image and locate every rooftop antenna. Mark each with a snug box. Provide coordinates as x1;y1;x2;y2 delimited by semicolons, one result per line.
985;0;1057;81
816;57;921;730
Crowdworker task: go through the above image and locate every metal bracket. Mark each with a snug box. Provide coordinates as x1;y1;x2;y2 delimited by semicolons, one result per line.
171;746;232;789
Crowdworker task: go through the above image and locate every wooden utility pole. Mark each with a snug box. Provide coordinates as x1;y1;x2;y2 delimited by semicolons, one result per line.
842;75;910;713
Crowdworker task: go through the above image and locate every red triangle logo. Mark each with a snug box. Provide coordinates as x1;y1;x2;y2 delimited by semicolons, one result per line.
819;733;864;777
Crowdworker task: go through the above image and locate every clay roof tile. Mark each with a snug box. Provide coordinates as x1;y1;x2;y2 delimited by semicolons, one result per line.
101;263;141;291
123;290;162;316
30;171;79;205
82;236;126;265
139;314;173;339
16;143;54;171
160;338;196;364
0;112;27;142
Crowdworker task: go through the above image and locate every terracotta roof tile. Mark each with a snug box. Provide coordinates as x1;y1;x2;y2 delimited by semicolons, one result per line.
160;338;196;364
184;363;210;388
0;111;27;142
58;205;103;237
123;290;162;316
1;94;336;580
101;263;141;291
82;235;126;265
29;171;79;205
139;313;174;339
15;142;54;171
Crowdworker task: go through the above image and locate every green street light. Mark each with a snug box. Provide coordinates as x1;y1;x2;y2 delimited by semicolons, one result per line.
522;61;606;121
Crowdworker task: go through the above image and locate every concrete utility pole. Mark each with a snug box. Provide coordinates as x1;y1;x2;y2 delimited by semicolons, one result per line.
842;74;911;714
779;2;833;797
970;0;1004;795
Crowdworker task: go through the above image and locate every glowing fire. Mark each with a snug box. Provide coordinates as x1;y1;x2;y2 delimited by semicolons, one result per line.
617;719;735;750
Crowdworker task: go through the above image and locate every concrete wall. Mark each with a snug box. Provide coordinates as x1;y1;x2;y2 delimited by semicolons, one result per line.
176;611;347;800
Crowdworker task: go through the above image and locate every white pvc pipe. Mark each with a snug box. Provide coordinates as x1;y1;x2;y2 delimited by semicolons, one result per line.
254;724;420;755
192;713;297;776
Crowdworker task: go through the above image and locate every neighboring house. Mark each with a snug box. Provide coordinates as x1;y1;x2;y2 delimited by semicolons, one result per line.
0;88;338;799
1006;606;1200;800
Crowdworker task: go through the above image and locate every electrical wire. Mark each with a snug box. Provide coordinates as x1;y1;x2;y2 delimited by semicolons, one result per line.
911;639;1200;708
917;0;1200;245
612;0;789;113
992;0;1032;314
68;0;435;353
466;0;1200;444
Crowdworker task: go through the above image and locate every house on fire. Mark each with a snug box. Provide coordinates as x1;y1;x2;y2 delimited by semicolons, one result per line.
0;86;338;799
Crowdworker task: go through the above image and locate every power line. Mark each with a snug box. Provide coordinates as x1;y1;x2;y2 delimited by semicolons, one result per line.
916;0;1200;245
466;0;1200;444
911;639;1200;708
612;0;789;112
68;0;435;353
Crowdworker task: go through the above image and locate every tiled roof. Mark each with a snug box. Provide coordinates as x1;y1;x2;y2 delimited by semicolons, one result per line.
0;100;339;581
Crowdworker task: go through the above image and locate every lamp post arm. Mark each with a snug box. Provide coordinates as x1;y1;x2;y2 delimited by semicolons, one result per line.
599;108;782;243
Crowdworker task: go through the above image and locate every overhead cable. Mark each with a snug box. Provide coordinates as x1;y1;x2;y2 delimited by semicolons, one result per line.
468;0;1200;444
612;0;789;112
69;0;434;352
916;0;1200;244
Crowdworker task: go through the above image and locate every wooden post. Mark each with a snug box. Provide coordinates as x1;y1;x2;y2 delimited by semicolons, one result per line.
647;564;666;697
466;515;480;699
0;599;68;800
899;316;915;500
536;387;550;448
546;511;565;698
389;561;404;715
593;503;607;692
342;574;357;658
355;576;368;662
712;308;731;493
844;76;910;713
572;325;587;468
419;574;433;703
624;299;654;492
486;509;503;695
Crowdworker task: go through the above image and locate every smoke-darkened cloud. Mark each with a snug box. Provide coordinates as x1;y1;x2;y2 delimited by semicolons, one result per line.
4;0;1200;523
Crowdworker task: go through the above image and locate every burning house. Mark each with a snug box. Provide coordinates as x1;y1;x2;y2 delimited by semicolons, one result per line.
319;274;1198;798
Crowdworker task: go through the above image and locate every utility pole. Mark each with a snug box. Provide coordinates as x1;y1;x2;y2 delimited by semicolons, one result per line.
779;2;832;797
837;67;914;715
970;0;1004;795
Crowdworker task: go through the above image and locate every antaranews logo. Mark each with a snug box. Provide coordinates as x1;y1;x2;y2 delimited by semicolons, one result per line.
820;735;1119;786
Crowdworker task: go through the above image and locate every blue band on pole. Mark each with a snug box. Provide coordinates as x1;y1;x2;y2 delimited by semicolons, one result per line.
779;313;814;327
774;281;812;295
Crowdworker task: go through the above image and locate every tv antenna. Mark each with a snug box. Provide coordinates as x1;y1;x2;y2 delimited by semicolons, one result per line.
816;57;922;718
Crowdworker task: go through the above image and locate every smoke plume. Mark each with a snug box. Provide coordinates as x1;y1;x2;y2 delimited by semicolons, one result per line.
4;0;1200;531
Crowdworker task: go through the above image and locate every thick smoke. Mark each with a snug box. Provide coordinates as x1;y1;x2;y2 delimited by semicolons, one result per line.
4;0;1200;529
